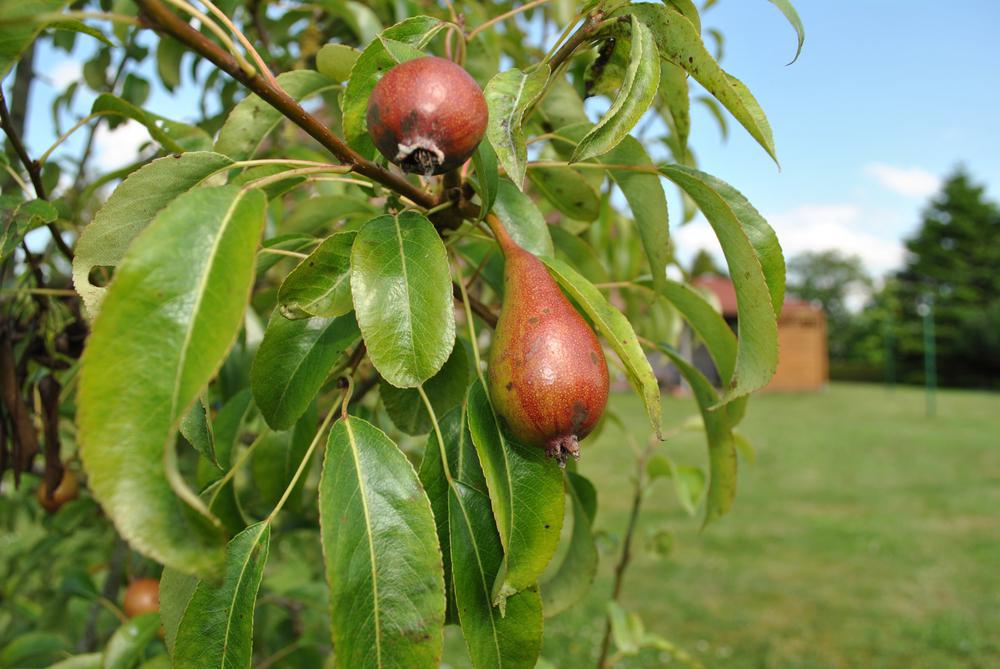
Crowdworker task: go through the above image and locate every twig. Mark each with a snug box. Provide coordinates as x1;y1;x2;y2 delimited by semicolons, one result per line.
466;0;550;41
596;437;657;669
135;0;440;212
0;89;74;262
546;9;606;72
452;282;497;328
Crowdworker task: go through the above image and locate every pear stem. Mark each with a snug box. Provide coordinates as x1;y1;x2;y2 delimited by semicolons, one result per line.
484;212;518;256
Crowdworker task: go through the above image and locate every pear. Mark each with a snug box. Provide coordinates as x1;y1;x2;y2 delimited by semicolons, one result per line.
485;215;609;464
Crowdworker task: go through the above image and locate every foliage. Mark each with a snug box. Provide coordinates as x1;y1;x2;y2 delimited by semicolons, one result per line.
0;0;802;667
893;169;1000;387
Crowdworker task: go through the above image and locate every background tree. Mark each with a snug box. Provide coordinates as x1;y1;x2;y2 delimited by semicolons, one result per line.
689;247;726;278
786;249;872;359
894;169;1000;387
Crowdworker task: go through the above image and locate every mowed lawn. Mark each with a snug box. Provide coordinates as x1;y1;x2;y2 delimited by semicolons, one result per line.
445;383;1000;668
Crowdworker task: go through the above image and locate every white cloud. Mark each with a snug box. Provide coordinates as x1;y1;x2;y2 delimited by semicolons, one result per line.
865;163;941;197
93;120;152;170
673;203;905;277
49;61;82;90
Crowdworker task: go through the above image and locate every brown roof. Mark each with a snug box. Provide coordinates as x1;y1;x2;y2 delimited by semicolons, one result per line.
692;276;822;318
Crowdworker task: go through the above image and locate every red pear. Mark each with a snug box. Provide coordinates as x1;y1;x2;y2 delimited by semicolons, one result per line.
485;215;609;464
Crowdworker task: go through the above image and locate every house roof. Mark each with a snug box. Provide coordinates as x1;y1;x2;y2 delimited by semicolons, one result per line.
691;275;822;318
692;275;738;316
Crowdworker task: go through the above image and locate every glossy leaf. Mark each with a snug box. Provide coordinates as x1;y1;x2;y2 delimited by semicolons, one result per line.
341;17;445;153
319;416;445;669
549;226;609;284
351;211;455;388
72;152;234;316
211;388;253;470
277;232;355;320
466;380;564;607
215;70;339;160
449;481;544;669
658;345;737;526
91;94;212;152
381;342;469;435
557;124;671;299
541;258;662;438
179;395;215;465
0;0;71;77
251;312;360;430
47;653;102;669
527;166;601;222
159;568;196;657
173;522;271;669
484;65;549;188
767;0;806;64
659;62;690;156
624;3;778;164
492;179;554;258
659;164;783;401
572;17;659;162
316;43;361;81
541;472;599;617
471;140;499;220
103;614;160;669
78;186;266;577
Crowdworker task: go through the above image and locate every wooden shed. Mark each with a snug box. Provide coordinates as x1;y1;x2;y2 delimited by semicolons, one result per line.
691;276;828;392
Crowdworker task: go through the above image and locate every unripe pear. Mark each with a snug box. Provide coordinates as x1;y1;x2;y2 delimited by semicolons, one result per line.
485;215;609;464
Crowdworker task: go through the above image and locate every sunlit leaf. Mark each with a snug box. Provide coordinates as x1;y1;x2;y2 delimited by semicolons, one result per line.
484;65;549;188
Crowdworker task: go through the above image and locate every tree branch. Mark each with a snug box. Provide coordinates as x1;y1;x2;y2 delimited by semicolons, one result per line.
453;282;497;328
135;0;437;210
0;88;75;263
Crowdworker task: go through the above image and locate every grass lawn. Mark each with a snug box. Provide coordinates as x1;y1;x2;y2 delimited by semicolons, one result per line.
445;383;1000;668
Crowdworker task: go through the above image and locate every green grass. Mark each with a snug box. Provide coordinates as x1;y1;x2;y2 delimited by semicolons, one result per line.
447;383;1000;668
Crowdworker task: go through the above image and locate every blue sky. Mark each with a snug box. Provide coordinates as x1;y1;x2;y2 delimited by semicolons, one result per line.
14;1;1000;278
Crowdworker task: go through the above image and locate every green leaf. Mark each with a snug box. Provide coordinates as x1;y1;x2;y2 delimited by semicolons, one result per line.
48;19;113;48
549;226;609;284
215;70;339;160
471;140;499;221
0;0;71;77
277;232;356;320
350;211;455;388
381;342;469;435
317;0;383;43
484;65;549;189
319;416;445;669
159;568;196;657
91;94;212;153
78;186;267;577
211;388;253;470
556;124;670;299
1;198;58;262
606;602;644;656
466;380;564;608
572;17;659;162
0;632;67;667
251;312;360;430
103;614;160;669
341;17;445;153
623;3;778;164
492;179;554;257
173;523;271;669
540;257;662;438
527;165;600;222
418;404;470;624
47;653;103;669
658;164;783;401
72;151;234;317
179;395;215;465
767;0;805;64
658;345;738;526
541;472;599;617
646;454;706;516
316;43;361;81
659;62;690;156
156;37;185;91
632;278;736;384
449;481;543;669
121;73;150;107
